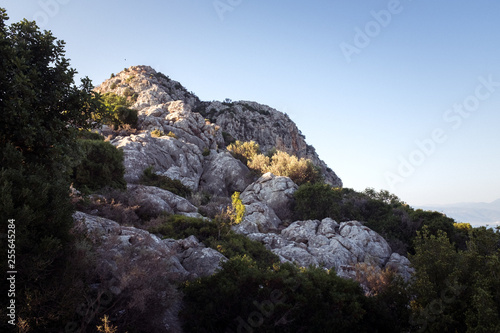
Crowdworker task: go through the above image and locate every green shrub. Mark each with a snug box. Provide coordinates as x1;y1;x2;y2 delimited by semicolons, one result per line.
294;182;342;220
110;82;117;90
202;147;210;156
77;130;105;141
148;214;278;269
123;87;134;97
72;139;126;191
101;92;138;129
222;131;235;146
167;131;177;138
181;257;374;333
140;166;191;197
125;75;135;83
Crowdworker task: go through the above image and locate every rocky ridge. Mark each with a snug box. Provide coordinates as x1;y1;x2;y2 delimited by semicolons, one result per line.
73;65;415;330
96;65;342;188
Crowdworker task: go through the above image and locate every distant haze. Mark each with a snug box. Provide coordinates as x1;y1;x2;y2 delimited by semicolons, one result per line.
417;199;500;227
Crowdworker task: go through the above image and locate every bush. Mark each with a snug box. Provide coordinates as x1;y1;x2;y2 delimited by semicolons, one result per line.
167;131;177;138
227;140;260;164
265;151;322;185
294;182;342;220
181;257;374;333
77;130;105;141
149;214;278;269
101;92;138;129
72;139;126;191
140;166;192;197
151;128;165;137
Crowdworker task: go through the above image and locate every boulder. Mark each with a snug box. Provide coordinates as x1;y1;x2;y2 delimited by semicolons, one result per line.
240;172;297;220
233;202;282;235
199;151;253;196
127;184;200;218
73;211;226;280
339;221;393;266
111;133;204;190
385;253;415;282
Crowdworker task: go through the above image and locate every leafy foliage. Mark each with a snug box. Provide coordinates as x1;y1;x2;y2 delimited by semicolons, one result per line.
140;166;192;197
227;140;261;164
0;8;107;330
181;256;405;333
101;92;138;129
227;140;322;185
72;139;126;192
151;128;165;137
408;226;500;332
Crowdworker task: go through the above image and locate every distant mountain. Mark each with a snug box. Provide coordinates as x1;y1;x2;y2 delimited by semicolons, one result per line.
417;199;500;227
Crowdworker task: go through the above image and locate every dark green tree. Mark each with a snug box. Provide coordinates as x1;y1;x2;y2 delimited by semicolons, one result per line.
0;8;107;331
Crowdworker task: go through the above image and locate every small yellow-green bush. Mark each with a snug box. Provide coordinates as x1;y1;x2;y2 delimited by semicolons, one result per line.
151;128;165;137
227;140;260;164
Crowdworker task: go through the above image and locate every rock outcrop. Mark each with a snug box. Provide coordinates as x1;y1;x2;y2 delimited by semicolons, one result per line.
73;211;226;281
247;219;412;280
234;173;297;234
112;132;205;189
126;184;200;218
199;100;342;187
96;65;342;189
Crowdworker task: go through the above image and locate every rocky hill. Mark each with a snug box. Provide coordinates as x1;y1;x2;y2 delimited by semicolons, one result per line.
95;65;342;188
76;65;412;331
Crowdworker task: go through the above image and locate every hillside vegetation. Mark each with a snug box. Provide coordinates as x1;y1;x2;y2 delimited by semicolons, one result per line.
2;8;500;333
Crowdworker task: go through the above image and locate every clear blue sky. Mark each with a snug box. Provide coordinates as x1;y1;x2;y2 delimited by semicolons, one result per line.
3;0;500;206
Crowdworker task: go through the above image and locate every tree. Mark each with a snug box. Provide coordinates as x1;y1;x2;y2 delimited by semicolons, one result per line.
0;8;107;330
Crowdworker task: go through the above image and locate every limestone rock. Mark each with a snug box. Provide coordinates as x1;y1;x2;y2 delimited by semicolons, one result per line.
240;172;297;220
338;221;393;266
111;133;204;190
73;211;226;280
199;151;253;196
385;252;415;282
233;202;282;235
127;184;200;217
244;218;411;281
201;100;342;187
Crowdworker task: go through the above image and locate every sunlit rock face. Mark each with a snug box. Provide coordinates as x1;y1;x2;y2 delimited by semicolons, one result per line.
96;65;342;190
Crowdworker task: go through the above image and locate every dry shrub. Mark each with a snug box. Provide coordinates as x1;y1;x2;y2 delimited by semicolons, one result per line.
354;262;395;296
94;234;182;332
74;190;142;227
227;140;260;164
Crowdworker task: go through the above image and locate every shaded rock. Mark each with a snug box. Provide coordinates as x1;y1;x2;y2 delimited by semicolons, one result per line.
281;220;319;243
73;211;226;280
200;151;253;196
127;184;200;217
385;253;414;282
339;221;393;266
240;172;297;220
181;247;226;278
273;244;319;268
233;202;281;235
